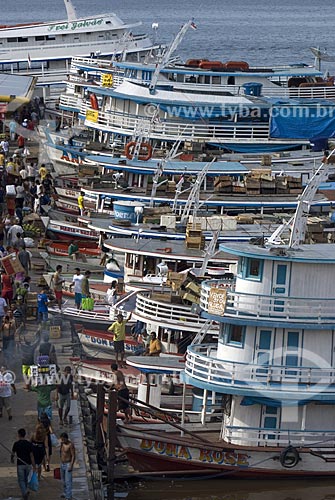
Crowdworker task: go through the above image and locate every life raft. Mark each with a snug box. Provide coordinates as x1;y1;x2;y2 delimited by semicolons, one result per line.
224;61;250;71
199;60;225;71
90;93;99;110
279;446;300;468
124;141;152;161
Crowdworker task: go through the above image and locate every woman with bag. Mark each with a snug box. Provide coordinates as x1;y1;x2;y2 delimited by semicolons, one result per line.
31;423;48;480
40;411;55;472
81;270;93;310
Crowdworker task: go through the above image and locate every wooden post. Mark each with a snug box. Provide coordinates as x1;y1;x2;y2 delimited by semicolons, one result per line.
96;384;105;461
107;389;117;500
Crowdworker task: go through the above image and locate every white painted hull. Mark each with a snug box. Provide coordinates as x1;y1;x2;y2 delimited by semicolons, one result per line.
117;424;335;477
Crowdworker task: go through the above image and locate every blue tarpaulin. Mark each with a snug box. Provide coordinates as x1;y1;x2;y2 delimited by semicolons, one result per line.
270;104;335;139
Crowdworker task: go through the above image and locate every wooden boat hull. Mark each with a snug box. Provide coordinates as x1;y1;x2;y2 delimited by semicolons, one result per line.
46;241;101;257
117;424;335;477
77;328;140;359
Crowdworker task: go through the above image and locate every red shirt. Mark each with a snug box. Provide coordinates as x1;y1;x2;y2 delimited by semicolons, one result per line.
2;274;12;292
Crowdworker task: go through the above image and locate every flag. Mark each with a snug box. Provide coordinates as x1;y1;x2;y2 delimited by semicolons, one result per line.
27;53;31;69
190;21;197;30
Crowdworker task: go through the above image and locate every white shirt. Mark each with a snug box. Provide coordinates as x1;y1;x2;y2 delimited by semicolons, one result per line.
19;169;28;180
16;185;25;198
72;274;84;293
27;165;35;177
7;225;23;244
0;372;13;397
0;297;7;316
36;185;43;196
0;140;9;153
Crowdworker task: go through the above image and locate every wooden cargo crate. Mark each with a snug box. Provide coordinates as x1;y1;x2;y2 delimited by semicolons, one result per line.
181;292;200;304
50;326;61;339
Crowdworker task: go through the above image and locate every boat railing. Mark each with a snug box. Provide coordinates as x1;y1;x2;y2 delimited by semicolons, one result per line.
200;280;335;324
71;56;114;68
58;307;110;321
185;344;335;392
134;292;219;332
60;94;83;111
223;425;335;447
82;105;272;142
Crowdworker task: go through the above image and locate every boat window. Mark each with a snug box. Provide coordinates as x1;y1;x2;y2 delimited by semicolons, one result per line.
18;37;28;42
35;35;46;41
106;21;111;24
246;258;263;280
219;323;246;348
222;324;245;347
7;37;18;43
47;35;56;40
227;76;235;85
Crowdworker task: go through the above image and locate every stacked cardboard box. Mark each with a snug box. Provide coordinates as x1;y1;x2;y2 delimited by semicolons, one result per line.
185;223;205;249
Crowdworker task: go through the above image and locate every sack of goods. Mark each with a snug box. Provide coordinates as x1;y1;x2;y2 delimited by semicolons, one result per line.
81;297;94;311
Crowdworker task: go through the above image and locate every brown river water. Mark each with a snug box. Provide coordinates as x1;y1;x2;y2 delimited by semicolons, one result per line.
127;478;335;500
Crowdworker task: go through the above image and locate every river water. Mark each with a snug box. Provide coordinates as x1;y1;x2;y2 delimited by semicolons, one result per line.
6;0;335;498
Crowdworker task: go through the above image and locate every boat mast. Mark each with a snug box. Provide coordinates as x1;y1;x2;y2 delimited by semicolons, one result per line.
64;0;77;21
180;159;213;226
267;149;335;248
149;139;182;207
199;231;219;276
149;19;196;95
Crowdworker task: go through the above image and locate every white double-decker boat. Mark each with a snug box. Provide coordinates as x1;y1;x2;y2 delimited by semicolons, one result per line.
0;0;158;99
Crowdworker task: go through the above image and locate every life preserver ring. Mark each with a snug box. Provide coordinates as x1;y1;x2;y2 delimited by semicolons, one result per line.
124;141;152;161
280;446;300;468
90;93;99;110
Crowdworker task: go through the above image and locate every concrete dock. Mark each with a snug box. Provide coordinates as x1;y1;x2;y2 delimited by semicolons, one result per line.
0;249;92;500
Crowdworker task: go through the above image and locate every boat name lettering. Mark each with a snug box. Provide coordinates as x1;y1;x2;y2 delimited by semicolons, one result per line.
59;225;92;236
48;18;103;32
140;439;191;460
114;210;131;220
139;440;249;466
199;448;249;466
85;335;137;352
65;190;77;196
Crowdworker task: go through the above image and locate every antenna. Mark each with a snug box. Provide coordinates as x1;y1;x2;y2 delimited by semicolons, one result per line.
149;19;197;94
64;0;77;21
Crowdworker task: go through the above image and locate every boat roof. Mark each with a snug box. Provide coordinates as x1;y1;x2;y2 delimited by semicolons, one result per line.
219;242;335;263
88;80;258;106
114;61;323;78
0;73;36;102
86;156;249;175
103;237;237;263
126;355;185;373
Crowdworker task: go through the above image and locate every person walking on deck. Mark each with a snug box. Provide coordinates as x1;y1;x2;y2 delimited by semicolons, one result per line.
108;312;132;368
11;428;37;500
60;432;76;500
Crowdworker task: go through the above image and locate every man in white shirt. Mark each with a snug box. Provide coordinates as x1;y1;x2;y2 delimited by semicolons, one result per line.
0;367;16;419
0;139;9;157
19;167;28;181
27;163;36;181
0;297;8;327
7;222;23;246
70;268;84;310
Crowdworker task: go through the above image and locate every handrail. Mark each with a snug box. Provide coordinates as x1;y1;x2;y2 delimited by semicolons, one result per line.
185;344;335;391
200;280;335;323
134;293;218;332
223;425;335;447
82;105;271;142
